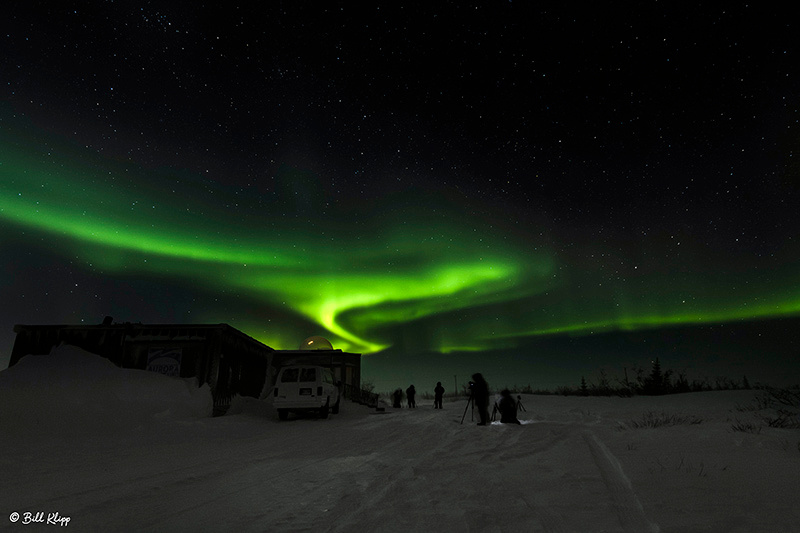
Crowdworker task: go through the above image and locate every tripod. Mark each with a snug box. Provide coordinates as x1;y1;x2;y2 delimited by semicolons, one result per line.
459;392;474;424
491;402;499;422
516;395;526;412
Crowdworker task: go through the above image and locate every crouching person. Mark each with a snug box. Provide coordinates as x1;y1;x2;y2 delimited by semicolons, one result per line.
498;389;521;424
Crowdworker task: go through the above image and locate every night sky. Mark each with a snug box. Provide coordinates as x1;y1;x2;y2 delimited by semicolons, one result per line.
2;2;799;391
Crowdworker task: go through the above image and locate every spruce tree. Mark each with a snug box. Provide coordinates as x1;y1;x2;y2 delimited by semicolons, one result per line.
645;358;664;395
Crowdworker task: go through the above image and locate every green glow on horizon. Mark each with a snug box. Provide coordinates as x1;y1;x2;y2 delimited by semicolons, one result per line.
3;119;800;357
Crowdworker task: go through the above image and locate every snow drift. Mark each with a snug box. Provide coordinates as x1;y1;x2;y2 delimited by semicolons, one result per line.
0;344;212;438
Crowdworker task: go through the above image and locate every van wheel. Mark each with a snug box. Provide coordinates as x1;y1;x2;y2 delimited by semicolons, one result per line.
319;398;330;419
332;397;340;414
278;409;288;420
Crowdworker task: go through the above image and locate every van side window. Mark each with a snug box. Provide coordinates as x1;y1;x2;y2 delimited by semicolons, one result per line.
299;368;316;382
324;369;334;384
280;368;299;382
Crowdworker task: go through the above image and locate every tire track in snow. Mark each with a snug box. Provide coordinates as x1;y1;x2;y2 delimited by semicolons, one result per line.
527;498;570;533
327;413;474;532
502;423;592;532
583;431;660;533
16;423;349;530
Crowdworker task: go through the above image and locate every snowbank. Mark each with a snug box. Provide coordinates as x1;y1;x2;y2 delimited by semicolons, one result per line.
0;344;212;440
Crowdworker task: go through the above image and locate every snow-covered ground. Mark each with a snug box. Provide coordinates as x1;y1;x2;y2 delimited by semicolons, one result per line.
1;346;798;532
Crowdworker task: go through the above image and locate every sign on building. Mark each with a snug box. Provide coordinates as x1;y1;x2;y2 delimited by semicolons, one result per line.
146;347;182;377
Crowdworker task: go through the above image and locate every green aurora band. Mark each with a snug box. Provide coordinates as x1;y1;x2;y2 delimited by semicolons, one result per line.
2;122;799;355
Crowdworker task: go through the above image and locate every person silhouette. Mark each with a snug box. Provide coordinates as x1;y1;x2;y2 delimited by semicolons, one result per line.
434;381;445;409
497;389;521;424
392;388;403;408
406;384;416;408
471;373;490;426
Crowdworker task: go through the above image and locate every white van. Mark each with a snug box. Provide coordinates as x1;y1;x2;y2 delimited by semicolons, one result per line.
273;365;341;420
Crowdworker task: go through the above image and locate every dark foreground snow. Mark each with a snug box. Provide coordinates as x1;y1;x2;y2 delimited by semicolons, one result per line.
1;346;798;532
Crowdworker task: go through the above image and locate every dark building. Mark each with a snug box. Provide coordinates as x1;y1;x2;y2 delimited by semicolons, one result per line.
10;322;361;415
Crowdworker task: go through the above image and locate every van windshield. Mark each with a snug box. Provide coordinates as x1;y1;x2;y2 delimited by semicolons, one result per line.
299;368;316;382
280;368;299;382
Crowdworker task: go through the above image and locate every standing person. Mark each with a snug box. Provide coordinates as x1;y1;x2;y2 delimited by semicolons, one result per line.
471;373;490;426
406;384;416;408
434;381;445;409
497;389;521;424
392;388;403;408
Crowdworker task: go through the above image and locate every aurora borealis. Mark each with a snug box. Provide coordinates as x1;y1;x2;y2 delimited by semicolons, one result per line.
2;3;799;389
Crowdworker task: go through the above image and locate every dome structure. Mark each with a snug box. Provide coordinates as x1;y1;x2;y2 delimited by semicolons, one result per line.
299;336;333;351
